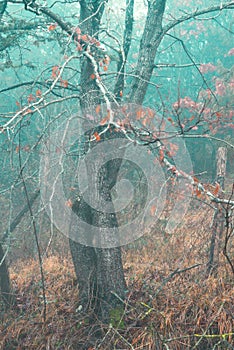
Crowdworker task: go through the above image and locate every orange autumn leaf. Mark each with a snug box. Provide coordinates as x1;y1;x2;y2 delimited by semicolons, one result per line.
213;182;220;196
136;108;145;120
60;79;68;88
52;66;60;78
150;205;157;216
103;55;110;65
168;142;179;157
159;149;164;162
27;94;35;103
48;23;57;31
193;176;199;184
23;109;33;116
119;90;123;97
170;166;177;173
76;43;83;51
95;104;101;114
169;143;179;152
147;108;154;118
100;116;109;125
36;89;42;97
15;145;20;153
142;117;149;127
81;34;88;42
90;73;96;80
65;199;73;208
75;27;81;35
103;65;108;71
93;131;101;141
94;40;100;47
195;188;202;198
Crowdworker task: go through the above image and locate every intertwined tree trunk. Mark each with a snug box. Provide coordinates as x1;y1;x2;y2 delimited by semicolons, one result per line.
69;0;167;322
70;126;127;321
69;0;127;321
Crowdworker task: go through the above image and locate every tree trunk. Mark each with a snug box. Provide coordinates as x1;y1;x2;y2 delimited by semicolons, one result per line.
69;0;167;323
70;126;127;321
129;0;166;104
0;242;13;308
68;0;127;322
207;147;227;275
69;241;127;321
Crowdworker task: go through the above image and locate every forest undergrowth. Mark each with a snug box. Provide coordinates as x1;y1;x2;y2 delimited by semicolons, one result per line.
0;198;233;350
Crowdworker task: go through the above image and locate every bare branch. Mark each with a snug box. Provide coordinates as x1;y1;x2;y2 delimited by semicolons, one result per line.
113;0;134;99
0;20;42;33
163;2;234;34
153;63;200;69
0;0;7;20
181;134;234;150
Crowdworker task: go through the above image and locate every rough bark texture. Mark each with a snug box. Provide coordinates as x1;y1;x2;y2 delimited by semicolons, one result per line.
207;147;227;275
68;1;128;322
0;243;13;307
79;0;105;108
129;0;166;104
69;0;167;323
70;126;127;321
114;0;134;100
216;147;227;189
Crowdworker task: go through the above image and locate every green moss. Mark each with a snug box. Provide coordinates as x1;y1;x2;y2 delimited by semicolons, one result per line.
109;307;125;329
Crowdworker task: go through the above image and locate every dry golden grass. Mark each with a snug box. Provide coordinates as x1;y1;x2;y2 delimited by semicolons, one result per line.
1;204;233;350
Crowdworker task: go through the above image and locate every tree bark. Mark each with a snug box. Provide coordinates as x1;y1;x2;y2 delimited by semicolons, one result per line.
0;243;13;308
69;0;127;322
129;0;166;104
207;147;227;275
0;191;39;309
69;0;168;322
70;126;127;321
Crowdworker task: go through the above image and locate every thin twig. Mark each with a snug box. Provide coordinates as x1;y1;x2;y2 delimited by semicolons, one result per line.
18;124;46;322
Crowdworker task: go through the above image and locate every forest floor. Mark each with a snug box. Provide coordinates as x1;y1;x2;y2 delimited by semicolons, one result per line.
0;195;234;350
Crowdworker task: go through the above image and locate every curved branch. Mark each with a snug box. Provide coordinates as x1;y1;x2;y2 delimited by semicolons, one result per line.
163;2;234;34
0;80;79;95
21;1;73;34
0;0;7;21
181;134;234;150
0;20;42;32
153;63;200;69
166;33;218;104
0;19;44;51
